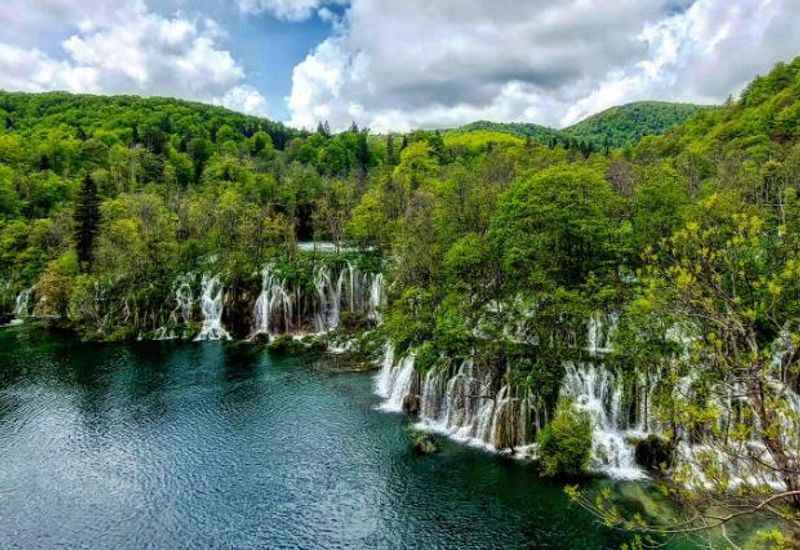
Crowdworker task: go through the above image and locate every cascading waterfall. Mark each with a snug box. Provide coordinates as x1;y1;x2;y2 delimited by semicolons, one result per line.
375;346;417;412
560;363;647;480
252;265;294;339
148;262;385;342
173;274;195;325
558;312;649;479
375;348;537;452
153;273;196;340
671;370;800;490
250;262;385;338
374;308;800;485
368;273;385;322
586;312;618;356
195;274;231;341
314;264;345;332
13;287;32;319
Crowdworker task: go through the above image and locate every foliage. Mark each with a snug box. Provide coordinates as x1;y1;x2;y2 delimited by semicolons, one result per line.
537;400;593;476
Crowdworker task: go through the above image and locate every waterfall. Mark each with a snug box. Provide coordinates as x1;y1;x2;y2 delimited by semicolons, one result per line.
248;262;384;338
173;274;195;325
587;312;618;356
252;265;294;339
368;273;385;322
194;274;231;341
560;363;646;480
313;265;344;332
375;346;416;412
152;273;195;340
13;288;32;319
376;349;535;452
671;371;800;490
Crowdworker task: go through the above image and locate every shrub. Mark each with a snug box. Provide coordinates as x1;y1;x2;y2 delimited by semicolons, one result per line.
537;401;592;477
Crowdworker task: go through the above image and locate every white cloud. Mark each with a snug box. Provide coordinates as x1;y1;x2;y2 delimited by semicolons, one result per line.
560;0;793;126
213;85;270;117
0;0;268;117
287;0;800;131
237;0;347;22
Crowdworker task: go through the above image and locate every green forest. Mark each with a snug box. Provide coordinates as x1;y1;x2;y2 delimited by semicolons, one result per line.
3;54;800;546
457;100;709;151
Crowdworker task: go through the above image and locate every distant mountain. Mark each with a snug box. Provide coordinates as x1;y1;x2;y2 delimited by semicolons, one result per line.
455;101;713;151
563;101;713;149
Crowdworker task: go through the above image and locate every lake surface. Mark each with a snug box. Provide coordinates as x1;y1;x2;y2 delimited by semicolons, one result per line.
0;327;678;549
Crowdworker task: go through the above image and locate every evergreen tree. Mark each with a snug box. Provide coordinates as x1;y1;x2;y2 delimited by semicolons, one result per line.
74;174;101;267
316;120;332;138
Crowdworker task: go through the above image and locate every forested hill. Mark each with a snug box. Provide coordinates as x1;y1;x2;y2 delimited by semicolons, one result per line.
632;57;800;162
0;91;301;151
563;101;710;148
455;101;711;150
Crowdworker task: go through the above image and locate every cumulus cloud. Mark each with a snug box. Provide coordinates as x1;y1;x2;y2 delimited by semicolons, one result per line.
213;85;270;117
0;0;269;117
287;0;800;131
237;0;348;22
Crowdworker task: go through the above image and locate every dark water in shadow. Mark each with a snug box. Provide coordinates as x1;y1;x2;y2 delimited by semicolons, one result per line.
0;327;680;549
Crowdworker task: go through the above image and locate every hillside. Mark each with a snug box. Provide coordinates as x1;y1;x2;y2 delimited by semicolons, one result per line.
0;91;300;150
563;101;711;148
454;101;711;151
633;57;800;162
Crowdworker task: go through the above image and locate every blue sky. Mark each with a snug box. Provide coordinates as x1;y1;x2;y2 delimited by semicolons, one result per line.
0;1;798;131
151;0;343;121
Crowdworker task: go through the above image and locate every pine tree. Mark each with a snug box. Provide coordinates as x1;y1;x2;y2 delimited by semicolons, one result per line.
74;174;101;268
